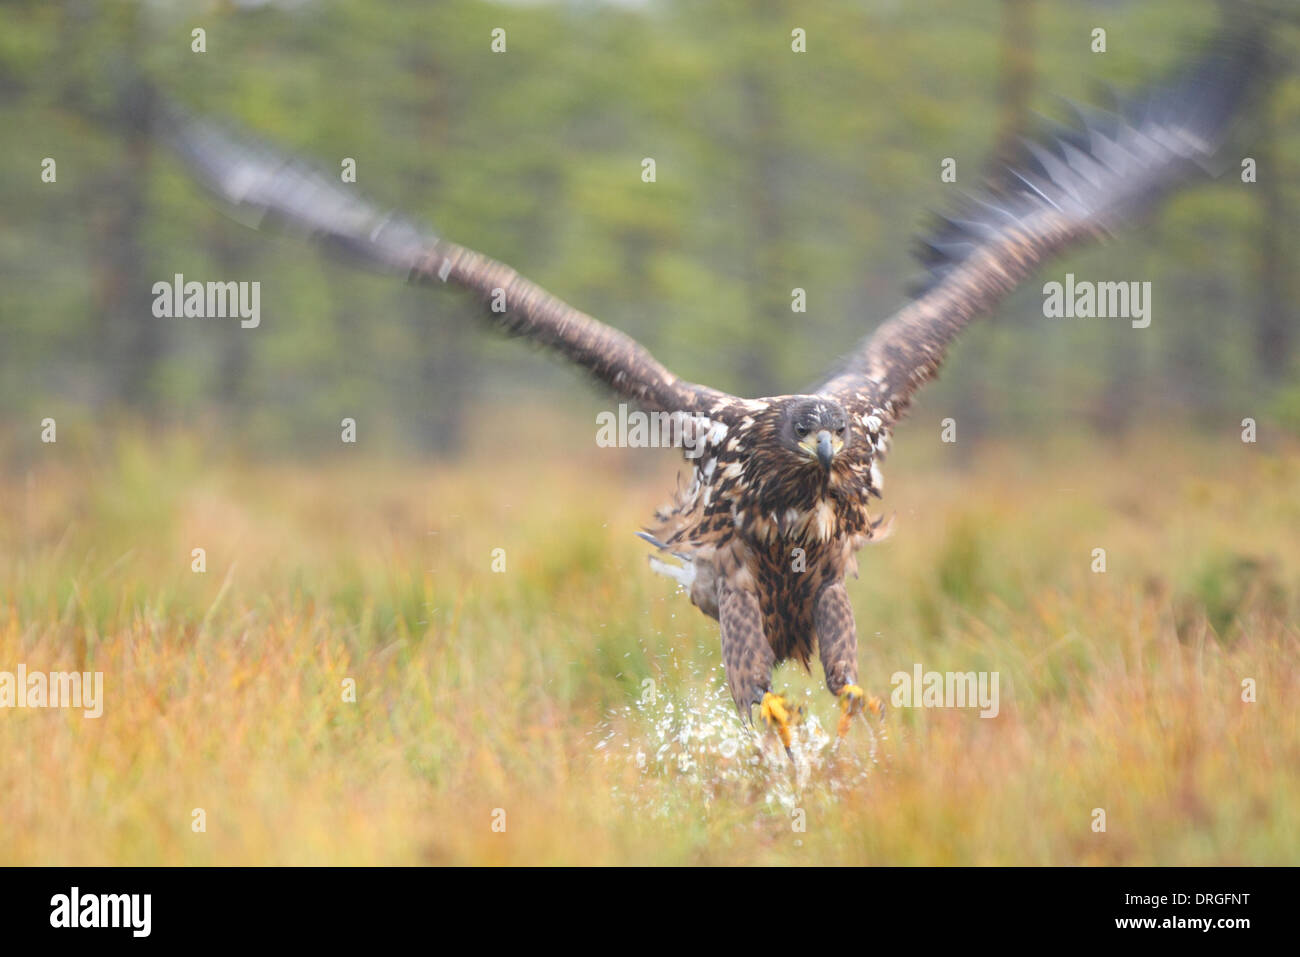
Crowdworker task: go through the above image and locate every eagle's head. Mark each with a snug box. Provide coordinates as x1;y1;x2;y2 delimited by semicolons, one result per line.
775;396;850;472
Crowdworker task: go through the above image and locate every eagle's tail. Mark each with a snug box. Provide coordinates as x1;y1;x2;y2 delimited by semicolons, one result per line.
648;556;698;589
637;530;699;587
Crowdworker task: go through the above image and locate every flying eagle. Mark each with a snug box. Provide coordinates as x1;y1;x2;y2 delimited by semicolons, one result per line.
161;29;1266;751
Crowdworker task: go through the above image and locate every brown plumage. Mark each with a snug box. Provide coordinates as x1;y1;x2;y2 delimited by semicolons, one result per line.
162;29;1266;725
640;396;887;711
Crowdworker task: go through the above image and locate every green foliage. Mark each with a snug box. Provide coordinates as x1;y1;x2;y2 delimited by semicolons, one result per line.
1;0;1296;453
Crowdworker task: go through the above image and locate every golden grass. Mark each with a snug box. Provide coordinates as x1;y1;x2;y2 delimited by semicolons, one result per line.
2;413;1298;864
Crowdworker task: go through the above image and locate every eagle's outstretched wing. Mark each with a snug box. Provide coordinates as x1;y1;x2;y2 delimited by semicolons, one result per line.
819;30;1270;425
159;102;735;418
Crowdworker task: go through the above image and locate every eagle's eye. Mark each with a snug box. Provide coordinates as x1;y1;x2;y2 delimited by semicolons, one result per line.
835;425;846;435
795;424;809;438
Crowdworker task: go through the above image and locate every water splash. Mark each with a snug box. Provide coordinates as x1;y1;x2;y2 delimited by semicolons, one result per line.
591;665;885;817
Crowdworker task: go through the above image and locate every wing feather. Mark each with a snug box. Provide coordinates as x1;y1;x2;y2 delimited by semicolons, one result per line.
820;28;1271;423
159;102;734;417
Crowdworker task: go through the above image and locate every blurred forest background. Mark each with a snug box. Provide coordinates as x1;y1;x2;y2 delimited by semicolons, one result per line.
2;0;1299;867
1;0;1297;456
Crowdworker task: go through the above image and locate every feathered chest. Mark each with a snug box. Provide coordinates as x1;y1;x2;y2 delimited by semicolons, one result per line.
727;455;876;545
700;427;882;543
650;406;890;555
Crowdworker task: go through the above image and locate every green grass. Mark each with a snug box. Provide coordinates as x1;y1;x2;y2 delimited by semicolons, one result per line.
2;414;1298;864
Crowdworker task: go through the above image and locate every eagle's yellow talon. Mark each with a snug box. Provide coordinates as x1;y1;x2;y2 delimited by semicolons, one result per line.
760;692;800;750
837;684;867;739
867;695;885;721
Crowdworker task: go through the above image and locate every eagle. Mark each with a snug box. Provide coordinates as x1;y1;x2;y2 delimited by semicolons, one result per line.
161;29;1267;753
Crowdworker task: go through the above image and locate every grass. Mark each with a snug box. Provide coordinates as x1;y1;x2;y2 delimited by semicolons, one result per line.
2;410;1298;865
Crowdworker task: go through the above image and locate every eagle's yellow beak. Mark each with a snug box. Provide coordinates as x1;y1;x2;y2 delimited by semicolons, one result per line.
800;429;842;470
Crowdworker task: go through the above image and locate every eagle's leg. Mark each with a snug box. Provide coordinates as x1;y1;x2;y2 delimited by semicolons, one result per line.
718;585;798;757
815;582;884;739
